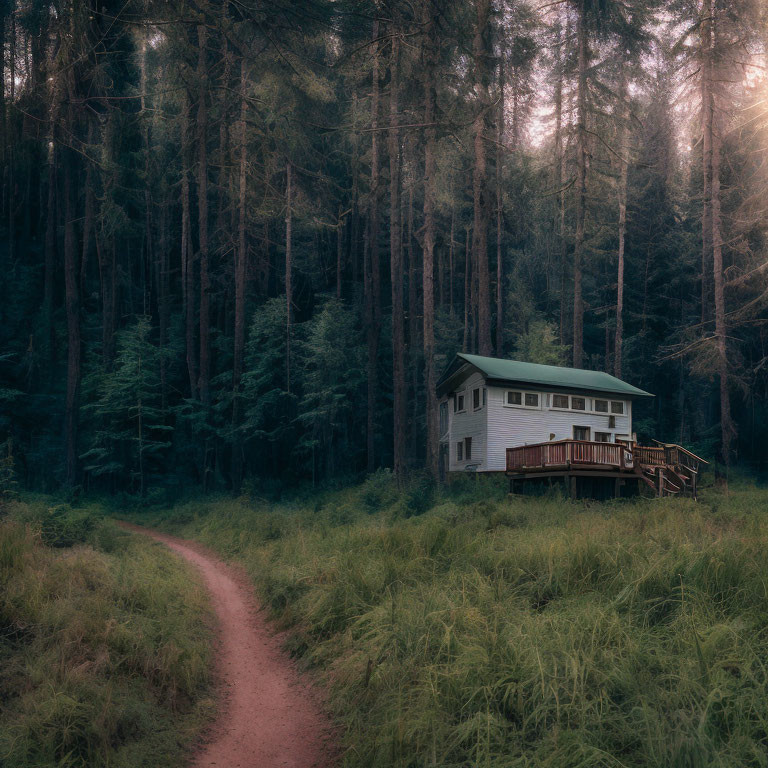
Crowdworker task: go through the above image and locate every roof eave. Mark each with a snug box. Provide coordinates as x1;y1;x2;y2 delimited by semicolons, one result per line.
484;377;654;399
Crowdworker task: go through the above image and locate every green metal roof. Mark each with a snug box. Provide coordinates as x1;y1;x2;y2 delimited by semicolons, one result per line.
436;353;654;399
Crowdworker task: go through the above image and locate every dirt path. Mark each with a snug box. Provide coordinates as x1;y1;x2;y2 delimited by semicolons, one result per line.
120;523;336;768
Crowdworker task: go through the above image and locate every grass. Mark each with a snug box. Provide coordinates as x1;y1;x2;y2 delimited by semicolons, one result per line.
123;471;768;767
0;497;214;768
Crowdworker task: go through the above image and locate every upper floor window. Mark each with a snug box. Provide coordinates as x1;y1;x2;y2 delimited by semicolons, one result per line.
553;394;569;409
473;387;486;411
454;393;465;413
611;401;625;414
506;390;540;409
571;396;586;411
594;399;609;413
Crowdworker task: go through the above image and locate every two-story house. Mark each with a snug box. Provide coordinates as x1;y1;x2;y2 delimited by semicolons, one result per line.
436;353;653;475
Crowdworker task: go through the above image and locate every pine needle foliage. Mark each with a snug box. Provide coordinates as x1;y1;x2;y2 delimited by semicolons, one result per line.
81;318;171;495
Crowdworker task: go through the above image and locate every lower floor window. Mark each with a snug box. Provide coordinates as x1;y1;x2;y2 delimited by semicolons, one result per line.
456;437;473;462
573;426;590;441
595;432;612;443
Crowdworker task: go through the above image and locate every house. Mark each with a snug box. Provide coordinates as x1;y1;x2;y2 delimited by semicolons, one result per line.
436;353;652;474
435;353;705;498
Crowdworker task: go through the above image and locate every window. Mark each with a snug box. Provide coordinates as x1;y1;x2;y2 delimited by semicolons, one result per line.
595;432;611;443
483;388;487;407
473;387;481;410
439;402;448;436
457;441;463;461
571;396;586;411
553;394;569;409
454;393;465;413
506;390;539;408
465;437;472;461
573;426;590;441
611;401;624;414
594;399;609;413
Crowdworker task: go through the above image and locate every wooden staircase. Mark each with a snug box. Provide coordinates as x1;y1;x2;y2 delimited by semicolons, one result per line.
632;442;707;498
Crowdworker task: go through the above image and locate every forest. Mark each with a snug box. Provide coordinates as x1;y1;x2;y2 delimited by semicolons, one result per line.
1;0;767;497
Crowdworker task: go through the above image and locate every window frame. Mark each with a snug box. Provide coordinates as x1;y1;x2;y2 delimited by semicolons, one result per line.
595;432;612;443
573;426;591;441
571;396;586;411
594;399;609;413
456;441;463;462
472;387;482;411
610;400;625;415
504;389;542;410
454;392;466;414
552;394;569;409
464;437;472;461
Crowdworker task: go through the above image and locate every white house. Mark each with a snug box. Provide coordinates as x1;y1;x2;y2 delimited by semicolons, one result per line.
436;353;654;474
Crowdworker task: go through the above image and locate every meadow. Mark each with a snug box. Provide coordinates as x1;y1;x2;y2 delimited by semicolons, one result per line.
0;498;214;768
132;472;768;768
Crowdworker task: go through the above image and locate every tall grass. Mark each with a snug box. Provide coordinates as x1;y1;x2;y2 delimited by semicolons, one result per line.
0;498;214;768
129;474;768;767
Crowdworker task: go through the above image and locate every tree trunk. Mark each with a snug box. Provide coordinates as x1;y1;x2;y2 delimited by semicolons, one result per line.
63;151;80;487
181;90;197;398
336;205;344;299
43;142;56;365
707;7;735;468
463;226;471;352
614;71;629;379
554;10;567;346
422;0;438;477
472;0;492;356
389;28;406;480
495;57;505;357
197;23;211;407
232;59;248;489
701;0;713;326
366;19;382;473
80;123;95;296
572;0;587;368
285;160;293;394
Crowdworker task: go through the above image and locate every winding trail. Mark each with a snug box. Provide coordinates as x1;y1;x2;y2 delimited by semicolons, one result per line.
120;523;336;768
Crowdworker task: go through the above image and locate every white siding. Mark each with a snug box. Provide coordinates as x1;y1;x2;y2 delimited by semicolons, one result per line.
484;387;632;471
441;372;489;471
439;372;636;473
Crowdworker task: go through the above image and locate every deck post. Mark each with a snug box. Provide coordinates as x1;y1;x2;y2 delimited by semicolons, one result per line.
655;467;663;497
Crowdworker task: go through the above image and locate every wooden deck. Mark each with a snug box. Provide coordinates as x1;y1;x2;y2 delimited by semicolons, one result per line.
506;440;707;499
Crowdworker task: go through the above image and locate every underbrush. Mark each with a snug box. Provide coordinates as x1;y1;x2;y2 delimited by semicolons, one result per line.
127;473;768;767
0;498;213;768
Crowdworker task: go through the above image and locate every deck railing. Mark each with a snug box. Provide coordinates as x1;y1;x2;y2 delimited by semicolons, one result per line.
633;446;665;466
506;440;634;473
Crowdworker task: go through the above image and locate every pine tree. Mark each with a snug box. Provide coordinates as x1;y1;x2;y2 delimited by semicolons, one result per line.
81;318;171;495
